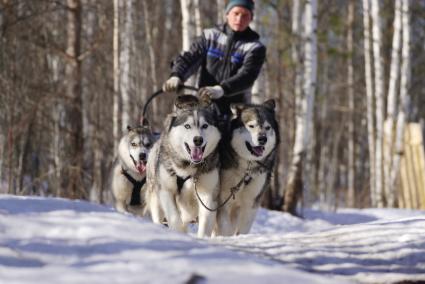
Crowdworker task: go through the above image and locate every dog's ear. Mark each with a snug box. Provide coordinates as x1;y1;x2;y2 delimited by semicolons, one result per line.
263;99;276;111
175;95;199;111
230;103;244;118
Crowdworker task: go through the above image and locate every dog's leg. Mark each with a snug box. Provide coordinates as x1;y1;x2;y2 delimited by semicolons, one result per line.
236;206;258;235
216;204;234;236
148;191;163;224
158;189;186;233
127;205;145;217
196;171;219;238
115;200;128;213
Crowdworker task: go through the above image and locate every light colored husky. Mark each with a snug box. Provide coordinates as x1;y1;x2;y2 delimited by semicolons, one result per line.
216;99;278;236
145;95;221;238
111;121;155;216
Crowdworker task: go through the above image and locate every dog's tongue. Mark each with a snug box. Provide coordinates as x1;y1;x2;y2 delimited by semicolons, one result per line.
191;146;204;162
136;162;146;175
252;146;265;156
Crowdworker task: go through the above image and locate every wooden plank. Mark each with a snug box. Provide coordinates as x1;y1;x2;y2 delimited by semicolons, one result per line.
399;154;408;208
403;125;415;208
406;125;418;208
410;124;425;209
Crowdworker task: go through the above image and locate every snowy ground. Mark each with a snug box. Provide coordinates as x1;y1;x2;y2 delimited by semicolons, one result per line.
0;195;424;284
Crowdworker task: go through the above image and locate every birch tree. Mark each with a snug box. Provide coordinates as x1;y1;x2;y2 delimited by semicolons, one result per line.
384;0;403;206
142;1;159;117
251;0;264;104
389;0;411;206
371;0;385;208
180;0;196;51
347;0;356;207
283;0;317;215
120;0;133;129
180;0;200;86
362;0;376;207
216;0;226;23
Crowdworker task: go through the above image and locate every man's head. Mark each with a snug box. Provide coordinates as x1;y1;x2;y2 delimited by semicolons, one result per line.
225;0;254;32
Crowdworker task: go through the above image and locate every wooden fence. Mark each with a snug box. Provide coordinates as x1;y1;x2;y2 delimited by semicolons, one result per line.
397;123;425;209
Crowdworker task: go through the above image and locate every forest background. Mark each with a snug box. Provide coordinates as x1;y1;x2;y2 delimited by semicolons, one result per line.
0;0;424;214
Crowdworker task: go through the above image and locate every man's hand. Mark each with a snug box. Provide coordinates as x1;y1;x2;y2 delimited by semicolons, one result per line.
162;76;182;92
198;85;224;105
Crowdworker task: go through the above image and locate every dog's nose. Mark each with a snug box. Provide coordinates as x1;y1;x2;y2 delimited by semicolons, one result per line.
258;135;267;145
139;153;147;161
193;136;203;146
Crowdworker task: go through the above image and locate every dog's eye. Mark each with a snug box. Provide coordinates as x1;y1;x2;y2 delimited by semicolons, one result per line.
248;125;255;129
202;124;208;129
131;142;137;147
184;124;191;129
265;126;271;131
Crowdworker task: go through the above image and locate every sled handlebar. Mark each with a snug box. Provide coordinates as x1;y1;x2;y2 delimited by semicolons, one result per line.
142;85;199;119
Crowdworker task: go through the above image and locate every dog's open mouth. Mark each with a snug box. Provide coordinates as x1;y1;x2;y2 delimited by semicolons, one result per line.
136;161;147;175
245;141;265;157
185;143;206;163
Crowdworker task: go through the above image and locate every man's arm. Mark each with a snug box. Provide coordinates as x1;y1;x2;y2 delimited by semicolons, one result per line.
170;35;207;81
221;44;266;95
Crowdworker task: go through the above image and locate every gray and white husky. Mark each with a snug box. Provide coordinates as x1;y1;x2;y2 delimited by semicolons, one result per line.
145;95;221;238
216;99;278;236
111;121;155;216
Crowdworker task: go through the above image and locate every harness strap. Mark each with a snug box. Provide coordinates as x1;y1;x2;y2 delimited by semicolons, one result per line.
193;161;255;212
176;175;191;194
121;169;146;206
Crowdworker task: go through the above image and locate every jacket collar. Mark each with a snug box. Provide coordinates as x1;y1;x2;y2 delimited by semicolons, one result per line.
219;23;260;41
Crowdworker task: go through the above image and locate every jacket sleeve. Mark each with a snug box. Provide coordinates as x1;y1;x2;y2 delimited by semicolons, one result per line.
170;35;207;81
220;44;266;96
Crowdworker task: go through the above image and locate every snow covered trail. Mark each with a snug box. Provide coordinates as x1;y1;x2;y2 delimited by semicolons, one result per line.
217;209;425;283
0;195;424;283
0;195;345;284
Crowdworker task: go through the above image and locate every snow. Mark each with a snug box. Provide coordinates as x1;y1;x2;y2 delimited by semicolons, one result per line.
0;195;424;283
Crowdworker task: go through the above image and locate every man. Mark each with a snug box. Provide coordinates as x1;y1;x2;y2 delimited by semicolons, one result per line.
163;0;266;116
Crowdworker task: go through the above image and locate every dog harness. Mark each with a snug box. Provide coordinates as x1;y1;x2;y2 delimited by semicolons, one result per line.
176;175;191;193
121;169;146;206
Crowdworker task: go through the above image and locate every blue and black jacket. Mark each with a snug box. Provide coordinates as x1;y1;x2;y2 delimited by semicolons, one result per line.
170;24;266;115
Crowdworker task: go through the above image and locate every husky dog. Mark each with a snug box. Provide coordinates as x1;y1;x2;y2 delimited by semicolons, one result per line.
216;99;278;236
145;95;221;238
111;120;155;215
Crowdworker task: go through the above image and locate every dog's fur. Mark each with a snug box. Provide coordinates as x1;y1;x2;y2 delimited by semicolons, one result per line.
215;99;278;236
111;121;155;215
145;95;221;238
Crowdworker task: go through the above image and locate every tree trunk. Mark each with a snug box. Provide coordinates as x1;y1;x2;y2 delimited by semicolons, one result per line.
251;1;264;104
347;0;356;207
194;0;202;36
384;0;403;207
371;0;385;207
180;0;197;86
142;1;159;122
216;0;226;23
283;0;317;215
120;0;133;129
113;0;120;155
0;133;4;184
390;0;411;207
362;0;376;207
63;0;83;199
